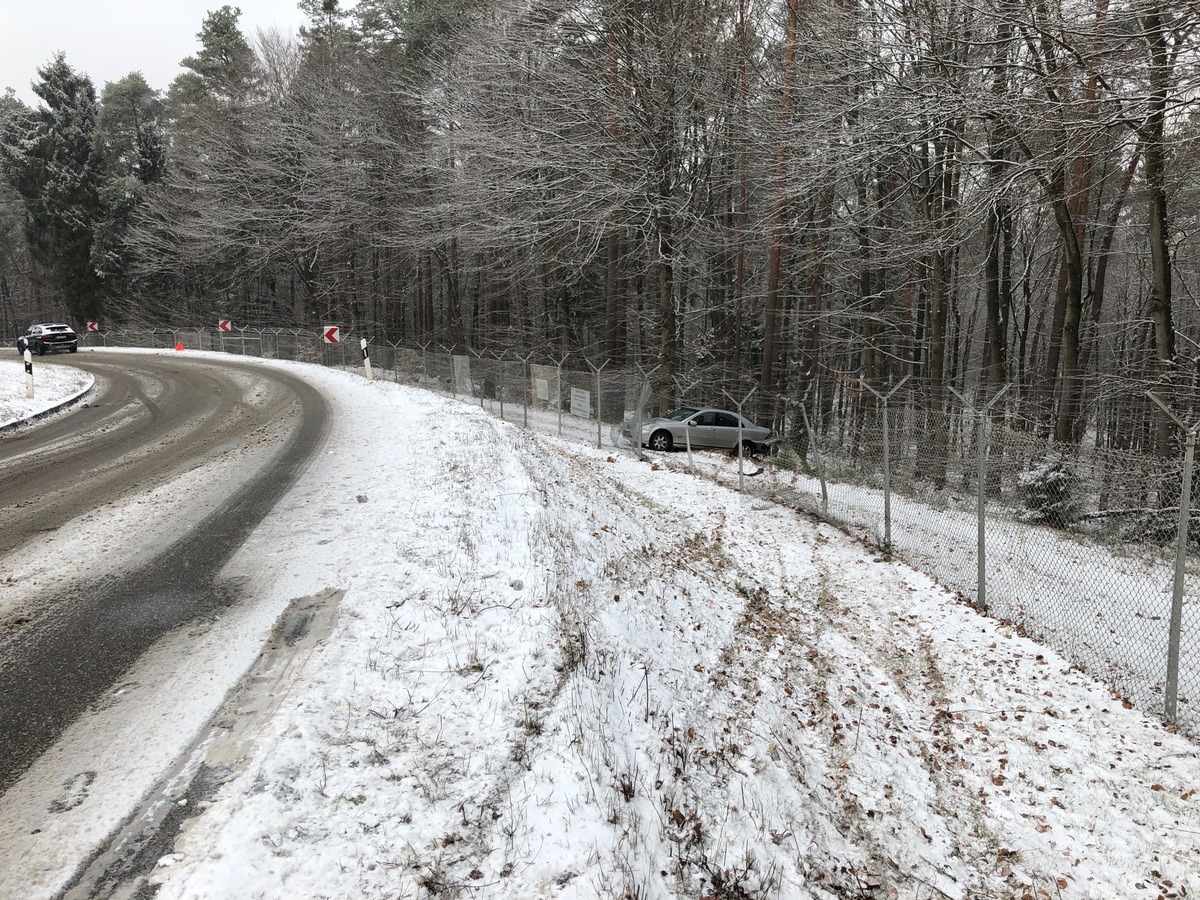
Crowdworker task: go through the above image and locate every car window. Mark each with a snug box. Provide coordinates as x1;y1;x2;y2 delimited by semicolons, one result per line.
688;412;713;426
713;413;740;428
664;407;699;422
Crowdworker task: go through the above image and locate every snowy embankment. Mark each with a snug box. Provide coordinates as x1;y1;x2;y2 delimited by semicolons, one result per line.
157;363;1199;900
0;356;93;428
6;355;1200;898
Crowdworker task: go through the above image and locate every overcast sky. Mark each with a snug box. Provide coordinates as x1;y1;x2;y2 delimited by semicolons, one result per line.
1;1;315;106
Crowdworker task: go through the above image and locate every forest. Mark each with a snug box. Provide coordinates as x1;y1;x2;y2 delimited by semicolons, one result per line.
1;0;1198;449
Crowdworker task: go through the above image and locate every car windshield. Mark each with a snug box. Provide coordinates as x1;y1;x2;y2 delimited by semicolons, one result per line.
662;408;700;422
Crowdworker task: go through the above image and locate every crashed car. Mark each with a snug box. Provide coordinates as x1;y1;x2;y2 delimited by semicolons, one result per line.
626;407;775;454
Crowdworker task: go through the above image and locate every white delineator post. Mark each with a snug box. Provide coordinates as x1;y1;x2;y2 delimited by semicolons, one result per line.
361;337;374;381
24;348;33;399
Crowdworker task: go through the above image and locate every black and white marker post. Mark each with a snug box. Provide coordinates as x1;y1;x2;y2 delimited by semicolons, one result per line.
23;348;33;399
360;337;374;381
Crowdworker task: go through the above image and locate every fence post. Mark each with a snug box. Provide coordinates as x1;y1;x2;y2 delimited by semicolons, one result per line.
519;352;534;428
723;385;759;493
416;342;430;390
675;377;702;468
862;376;911;553
1147;391;1199;723
631;363;661;461
798;398;828;515
496;351;507;420
554;355;569;437
596;362;603;448
441;346;457;399
586;359;608;449
469;348;486;409
949;385;1008;613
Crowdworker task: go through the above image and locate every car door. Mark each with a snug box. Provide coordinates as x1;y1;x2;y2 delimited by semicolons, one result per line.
687;411;720;448
710;412;743;449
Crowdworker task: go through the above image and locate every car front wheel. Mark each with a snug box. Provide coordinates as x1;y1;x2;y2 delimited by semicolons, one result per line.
647;430;673;452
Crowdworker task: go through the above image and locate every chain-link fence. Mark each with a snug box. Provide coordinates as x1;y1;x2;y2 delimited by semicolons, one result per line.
764;395;1199;737
79;329;1200;737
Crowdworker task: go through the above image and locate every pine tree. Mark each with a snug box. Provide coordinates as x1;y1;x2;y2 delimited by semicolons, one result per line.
91;74;167;292
168;5;256;111
0;54;104;322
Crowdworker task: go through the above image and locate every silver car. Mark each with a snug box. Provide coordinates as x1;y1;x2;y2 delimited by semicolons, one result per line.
630;407;774;454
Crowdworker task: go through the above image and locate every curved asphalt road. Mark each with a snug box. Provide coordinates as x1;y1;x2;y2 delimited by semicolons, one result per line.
0;352;327;793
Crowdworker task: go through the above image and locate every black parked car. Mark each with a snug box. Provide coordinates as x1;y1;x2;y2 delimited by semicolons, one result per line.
16;323;78;355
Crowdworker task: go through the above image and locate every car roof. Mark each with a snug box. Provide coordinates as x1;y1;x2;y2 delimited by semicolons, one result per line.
661;407;749;419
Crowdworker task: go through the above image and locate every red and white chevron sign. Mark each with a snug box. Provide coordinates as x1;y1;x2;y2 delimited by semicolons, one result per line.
218;318;232;333
323;325;340;344
86;321;99;332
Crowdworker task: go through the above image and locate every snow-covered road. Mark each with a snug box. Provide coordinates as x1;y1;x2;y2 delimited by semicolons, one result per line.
1;352;1198;899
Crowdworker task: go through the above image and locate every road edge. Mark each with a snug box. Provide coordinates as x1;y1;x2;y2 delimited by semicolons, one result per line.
0;377;96;433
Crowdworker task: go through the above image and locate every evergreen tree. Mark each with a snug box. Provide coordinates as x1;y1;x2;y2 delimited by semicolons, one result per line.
96;73;166;185
91;74;167;291
126;8;259;322
0;93;28;334
0;54;104;322
166;5;256;120
355;0;484;70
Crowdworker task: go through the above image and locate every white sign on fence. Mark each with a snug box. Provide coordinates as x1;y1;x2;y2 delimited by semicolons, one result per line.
570;386;591;419
453;355;471;394
536;378;549;402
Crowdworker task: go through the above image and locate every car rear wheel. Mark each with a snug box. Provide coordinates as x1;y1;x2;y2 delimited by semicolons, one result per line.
648;430;673;452
35;343;45;356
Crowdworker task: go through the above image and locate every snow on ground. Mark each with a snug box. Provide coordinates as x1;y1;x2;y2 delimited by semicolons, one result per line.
3;353;1200;899
668;448;1199;737
0;356;93;428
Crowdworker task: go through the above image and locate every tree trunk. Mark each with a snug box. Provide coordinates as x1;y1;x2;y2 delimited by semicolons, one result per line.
1141;5;1176;454
1050;194;1085;443
655;229;676;410
759;0;797;423
603;230;624;364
